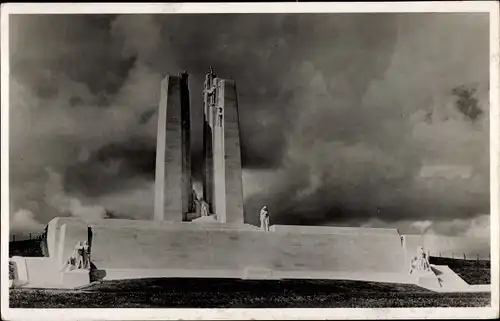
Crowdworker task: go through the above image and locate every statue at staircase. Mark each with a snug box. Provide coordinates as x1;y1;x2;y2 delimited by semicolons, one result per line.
82;240;91;269
200;198;209;217
409;245;431;274
62;241;91;271
260;206;270;231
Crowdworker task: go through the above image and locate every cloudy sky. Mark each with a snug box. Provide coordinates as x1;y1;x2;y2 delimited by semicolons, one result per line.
9;13;490;253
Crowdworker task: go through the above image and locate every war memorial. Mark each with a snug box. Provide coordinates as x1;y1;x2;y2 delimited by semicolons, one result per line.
8;68;489;293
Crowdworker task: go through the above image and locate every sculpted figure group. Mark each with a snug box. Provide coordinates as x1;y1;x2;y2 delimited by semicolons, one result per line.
63;241;91;271
409;245;431;274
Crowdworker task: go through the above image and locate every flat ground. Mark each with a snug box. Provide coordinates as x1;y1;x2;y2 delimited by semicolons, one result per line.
9;278;490;308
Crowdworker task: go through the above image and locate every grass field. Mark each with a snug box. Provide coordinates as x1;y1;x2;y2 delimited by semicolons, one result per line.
9;278;491;308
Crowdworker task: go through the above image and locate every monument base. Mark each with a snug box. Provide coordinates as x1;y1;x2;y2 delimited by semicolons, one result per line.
61;270;91;288
83;268;411;284
191;214;218;223
415;270;441;289
8;256;90;289
44;217;409;284
11;217;488;293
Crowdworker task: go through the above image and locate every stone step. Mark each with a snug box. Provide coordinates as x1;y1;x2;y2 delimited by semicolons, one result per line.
430;265;470;289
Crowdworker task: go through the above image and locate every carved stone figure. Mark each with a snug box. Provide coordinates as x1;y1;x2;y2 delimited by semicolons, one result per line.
9;261;17;282
217;106;223;126
61;243;79;272
82;240;91;269
260;206;270;231
190;189;198;213
409;245;431;274
408;256;417;274
200;199;209;217
417;246;430;271
75;241;85;269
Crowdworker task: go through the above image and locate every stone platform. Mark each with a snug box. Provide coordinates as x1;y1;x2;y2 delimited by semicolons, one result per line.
10;217;409;288
9;217;489;293
9;256;90;289
63;218;406;274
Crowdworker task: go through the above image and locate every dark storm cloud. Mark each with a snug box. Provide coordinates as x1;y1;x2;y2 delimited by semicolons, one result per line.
10;15;130;96
64;136;156;197
9;13;490;247
237;13;489;230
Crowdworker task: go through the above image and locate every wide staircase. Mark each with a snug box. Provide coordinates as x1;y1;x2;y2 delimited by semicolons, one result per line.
429;265;470;291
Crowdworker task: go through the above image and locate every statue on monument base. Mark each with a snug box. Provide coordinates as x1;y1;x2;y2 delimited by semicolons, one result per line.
61;241;91;272
82;240;91;269
409;245;431;274
190;189;198;213
260;206;270;231
200;198;209;217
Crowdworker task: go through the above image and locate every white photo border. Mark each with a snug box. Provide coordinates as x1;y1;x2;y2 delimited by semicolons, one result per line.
1;2;498;320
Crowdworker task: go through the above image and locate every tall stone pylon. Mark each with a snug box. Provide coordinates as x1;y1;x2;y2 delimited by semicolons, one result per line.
154;72;192;221
202;67;244;224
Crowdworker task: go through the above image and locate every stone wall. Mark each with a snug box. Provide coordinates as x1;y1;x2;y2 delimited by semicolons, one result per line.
42;217;409;283
270;225;401;235
47;217;88;261
10;256;61;288
88;221;406;275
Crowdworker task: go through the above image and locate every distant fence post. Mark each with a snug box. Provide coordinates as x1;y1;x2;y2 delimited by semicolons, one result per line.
29;233;32;240
439;251;441;257
463;253;466;260
452;252;455;259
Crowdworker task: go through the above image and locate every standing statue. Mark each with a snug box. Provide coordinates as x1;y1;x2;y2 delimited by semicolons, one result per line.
260;206;270;231
82;240;91;269
408;256;418;274
200;199;209;217
417;246;430;271
217;106;223;126
75;241;85;269
205;66;217;97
